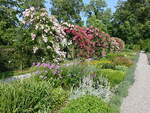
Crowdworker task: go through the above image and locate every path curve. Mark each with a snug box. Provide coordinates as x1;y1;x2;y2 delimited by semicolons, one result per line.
121;52;150;113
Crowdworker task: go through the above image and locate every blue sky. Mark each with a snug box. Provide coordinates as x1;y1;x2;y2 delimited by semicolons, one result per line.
106;0;119;12
45;0;121;25
45;0;119;13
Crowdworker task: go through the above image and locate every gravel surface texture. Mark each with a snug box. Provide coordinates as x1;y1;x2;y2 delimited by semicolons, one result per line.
0;71;40;83
121;52;150;113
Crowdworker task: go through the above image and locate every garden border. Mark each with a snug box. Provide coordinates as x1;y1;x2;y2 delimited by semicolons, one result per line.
109;52;139;112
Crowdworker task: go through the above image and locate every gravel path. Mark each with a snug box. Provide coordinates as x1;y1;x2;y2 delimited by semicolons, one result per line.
121;52;150;113
0;71;40;83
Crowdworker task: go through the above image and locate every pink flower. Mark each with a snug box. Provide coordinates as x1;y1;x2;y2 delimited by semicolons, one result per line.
44;29;49;33
31;33;36;40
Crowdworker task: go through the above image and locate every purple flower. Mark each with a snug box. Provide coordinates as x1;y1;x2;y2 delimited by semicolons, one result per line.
36;63;41;67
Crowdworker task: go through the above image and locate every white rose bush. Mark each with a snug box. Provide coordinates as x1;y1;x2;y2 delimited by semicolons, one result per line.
22;7;67;62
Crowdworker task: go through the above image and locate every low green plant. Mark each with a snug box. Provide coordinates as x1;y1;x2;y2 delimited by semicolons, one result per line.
111;56;133;67
101;63;116;70
60;95;117;113
146;53;150;64
110;52;139;112
115;65;128;72
69;76;112;102
96;69;125;87
0;78;68;113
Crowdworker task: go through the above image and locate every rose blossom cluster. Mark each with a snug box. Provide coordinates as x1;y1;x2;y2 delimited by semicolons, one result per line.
22;7;68;62
110;37;125;52
64;25;114;57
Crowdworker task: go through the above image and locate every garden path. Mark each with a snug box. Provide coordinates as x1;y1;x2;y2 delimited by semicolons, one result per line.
0;71;39;83
121;52;150;113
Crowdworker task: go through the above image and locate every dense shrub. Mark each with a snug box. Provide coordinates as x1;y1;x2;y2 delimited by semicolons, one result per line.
0;78;68;113
37;63;97;89
96;69;125;87
60;95;116;113
0;46;36;72
111;56;133;67
101;63;116;70
115;65;128;72
139;39;150;52
69;76;112;101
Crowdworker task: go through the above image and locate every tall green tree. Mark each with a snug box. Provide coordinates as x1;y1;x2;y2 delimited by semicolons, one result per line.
17;0;45;11
112;0;150;44
0;0;18;45
85;0;112;32
50;0;84;24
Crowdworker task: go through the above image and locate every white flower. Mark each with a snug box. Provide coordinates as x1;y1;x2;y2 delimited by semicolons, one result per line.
30;7;35;11
33;47;38;53
47;46;51;49
41;25;44;29
35;24;39;30
44;29;49;33
42;35;48;43
61;38;67;46
22;20;26;24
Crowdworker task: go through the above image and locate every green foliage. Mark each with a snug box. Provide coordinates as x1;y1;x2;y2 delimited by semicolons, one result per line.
110;53;139;112
0;78;68;113
87;15;107;32
50;0;83;24
111;56;133;67
18;0;45;10
101;63;116;70
85;0;112;33
0;66;38;79
139;39;150;52
0;0;18;45
115;65;128;72
60;95;116;113
96;69;125;87
112;0;150;44
37;63;97;89
146;53;150;64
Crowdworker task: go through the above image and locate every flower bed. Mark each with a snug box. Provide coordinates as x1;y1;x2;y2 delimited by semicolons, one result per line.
0;50;138;113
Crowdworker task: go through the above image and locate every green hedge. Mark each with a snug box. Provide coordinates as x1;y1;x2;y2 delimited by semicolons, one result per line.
60;95;117;113
96;69;125;87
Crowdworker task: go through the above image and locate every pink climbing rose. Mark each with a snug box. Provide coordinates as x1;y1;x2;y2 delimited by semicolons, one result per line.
31;33;36;40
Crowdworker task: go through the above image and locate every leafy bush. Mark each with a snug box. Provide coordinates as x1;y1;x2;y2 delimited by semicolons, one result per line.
60;95;116;113
0;78;68;113
110;53;139;113
115;65;128;72
111;56;133;67
101;63;116;70
69;76;112;102
85;60;112;65
96;69;125;87
139;39;150;52
37;63;97;89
